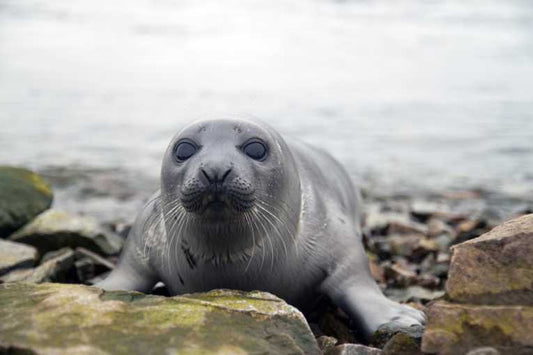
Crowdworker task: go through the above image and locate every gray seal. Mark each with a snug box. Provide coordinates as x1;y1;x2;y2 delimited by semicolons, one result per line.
97;118;425;339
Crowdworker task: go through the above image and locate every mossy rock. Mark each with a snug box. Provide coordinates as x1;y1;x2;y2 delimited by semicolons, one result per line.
0;283;320;355
446;214;533;306
421;301;533;355
0;166;53;237
9;210;123;256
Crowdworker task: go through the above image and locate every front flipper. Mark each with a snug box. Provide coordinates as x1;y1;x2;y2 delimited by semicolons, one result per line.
95;192;161;293
95;260;157;293
320;259;425;341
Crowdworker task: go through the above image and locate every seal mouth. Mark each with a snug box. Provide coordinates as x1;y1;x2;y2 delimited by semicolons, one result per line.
181;177;256;216
203;190;229;213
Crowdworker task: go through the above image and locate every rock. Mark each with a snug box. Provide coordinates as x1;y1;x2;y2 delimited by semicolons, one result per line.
1;248;75;283
427;218;455;238
363;207;411;236
384;286;444;304
446;214;533;305
9;210;124;256
366;236;392;260
433;233;453;252
452;218;490;245
0;283;320;355
388;235;421;257
466;347;501;355
387;234;439;262
383;261;418;288
320;308;357;344
0;268;34;283
0;166;53;237
382;330;422;355
74;257;96;283
0;239;38;276
410;200;450;223
370;323;424;350
326;343;382;355
368;257;386;285
384;221;427;236
421;301;533;355
415;273;441;289
316;335;338;353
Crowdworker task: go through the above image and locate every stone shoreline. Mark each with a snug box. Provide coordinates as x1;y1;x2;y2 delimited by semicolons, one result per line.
1;166;532;354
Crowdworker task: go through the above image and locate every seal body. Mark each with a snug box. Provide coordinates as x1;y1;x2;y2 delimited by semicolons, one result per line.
97;118;424;339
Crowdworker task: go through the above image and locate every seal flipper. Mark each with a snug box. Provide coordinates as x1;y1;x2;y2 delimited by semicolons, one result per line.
96;191;162;293
96;260;157;293
319;252;426;341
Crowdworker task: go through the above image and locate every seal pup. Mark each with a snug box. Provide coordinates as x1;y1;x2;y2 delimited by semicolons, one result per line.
97;118;425;339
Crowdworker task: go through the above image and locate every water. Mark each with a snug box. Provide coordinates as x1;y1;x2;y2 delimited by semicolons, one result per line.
1;0;532;222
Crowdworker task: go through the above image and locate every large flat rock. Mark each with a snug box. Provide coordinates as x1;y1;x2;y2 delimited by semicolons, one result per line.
0;166;53;238
421;301;533;355
0;283;320;355
9;210;123;256
446;214;533;305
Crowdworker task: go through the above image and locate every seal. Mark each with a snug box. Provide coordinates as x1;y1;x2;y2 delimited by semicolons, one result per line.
97;118;425;339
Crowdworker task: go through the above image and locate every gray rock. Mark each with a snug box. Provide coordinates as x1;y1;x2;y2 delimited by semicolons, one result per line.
363;205;411;236
0;283;321;354
1;248;74;283
385;286;445;304
0;239;38;276
370;323;424;350
0;166;53;237
9;210;123;256
467;347;501;355
427;218;455;238
326;344;382;355
316;335;338;353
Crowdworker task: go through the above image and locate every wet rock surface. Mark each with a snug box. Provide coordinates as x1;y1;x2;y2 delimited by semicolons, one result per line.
0;166;53;237
9;210;124;256
0;283;320;355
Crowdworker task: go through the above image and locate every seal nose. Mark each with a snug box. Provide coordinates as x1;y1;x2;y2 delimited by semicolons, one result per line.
201;167;232;185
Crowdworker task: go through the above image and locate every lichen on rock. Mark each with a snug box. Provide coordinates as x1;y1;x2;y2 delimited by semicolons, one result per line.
446;214;533;305
0;166;53;238
0;283;320;355
421;301;533;355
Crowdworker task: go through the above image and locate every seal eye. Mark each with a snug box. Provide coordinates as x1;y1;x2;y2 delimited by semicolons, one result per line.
175;141;197;162
242;141;267;161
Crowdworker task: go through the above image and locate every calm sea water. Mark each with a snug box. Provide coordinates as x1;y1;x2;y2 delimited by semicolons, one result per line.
1;0;532;221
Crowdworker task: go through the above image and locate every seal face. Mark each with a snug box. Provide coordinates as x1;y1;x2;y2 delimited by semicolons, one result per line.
156;120;301;271
97;118;425;340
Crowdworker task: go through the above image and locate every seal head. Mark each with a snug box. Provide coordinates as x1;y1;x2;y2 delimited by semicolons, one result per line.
159;119;301;261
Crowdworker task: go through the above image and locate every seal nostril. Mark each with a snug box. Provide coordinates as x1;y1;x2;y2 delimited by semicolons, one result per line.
221;168;232;183
201;169;213;183
201;168;232;184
